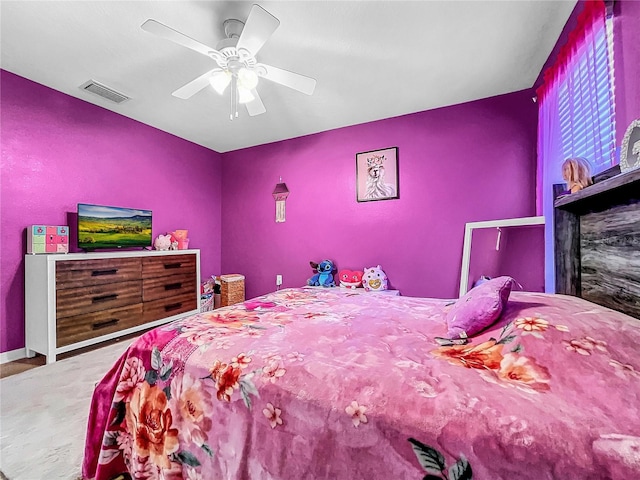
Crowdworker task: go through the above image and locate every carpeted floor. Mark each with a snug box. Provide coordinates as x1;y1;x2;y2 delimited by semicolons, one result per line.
0;339;134;480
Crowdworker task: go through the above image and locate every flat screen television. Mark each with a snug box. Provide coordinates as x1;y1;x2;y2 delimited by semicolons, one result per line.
77;203;152;250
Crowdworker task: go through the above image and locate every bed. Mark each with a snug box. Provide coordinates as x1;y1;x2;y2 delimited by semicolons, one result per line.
83;170;640;480
82;285;640;480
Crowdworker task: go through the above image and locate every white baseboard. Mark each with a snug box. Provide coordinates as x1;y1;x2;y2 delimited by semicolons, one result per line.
0;348;27;364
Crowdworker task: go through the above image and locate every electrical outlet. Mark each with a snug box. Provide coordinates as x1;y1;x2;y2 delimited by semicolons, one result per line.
276;274;283;286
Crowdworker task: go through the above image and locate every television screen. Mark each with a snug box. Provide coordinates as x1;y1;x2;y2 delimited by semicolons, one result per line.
77;203;152;250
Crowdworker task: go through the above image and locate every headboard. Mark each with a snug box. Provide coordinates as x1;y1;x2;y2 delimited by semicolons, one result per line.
554;166;640;318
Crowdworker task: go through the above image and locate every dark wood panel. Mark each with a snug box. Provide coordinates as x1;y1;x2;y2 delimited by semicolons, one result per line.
554;184;581;296
143;273;197;302
56;280;142;318
142;254;196;279
56;258;141;289
581;202;640;319
56;303;144;347
143;292;197;323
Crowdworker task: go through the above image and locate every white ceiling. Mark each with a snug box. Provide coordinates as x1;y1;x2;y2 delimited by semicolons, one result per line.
0;1;576;153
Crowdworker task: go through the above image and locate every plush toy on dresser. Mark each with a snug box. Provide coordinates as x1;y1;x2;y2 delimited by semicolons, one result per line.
338;269;363;289
362;265;388;291
307;260;336;287
154;234;177;251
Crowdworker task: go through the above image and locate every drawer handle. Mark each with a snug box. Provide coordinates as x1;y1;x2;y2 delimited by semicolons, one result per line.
164;282;182;291
92;293;118;303
91;269;118;277
92;318;120;330
165;302;183;312
164;262;182;269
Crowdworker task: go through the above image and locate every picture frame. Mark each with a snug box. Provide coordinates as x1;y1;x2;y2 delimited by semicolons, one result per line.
620;119;640;173
356;147;399;202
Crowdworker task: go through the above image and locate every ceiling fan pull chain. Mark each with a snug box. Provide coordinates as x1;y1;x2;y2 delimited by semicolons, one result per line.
232;74;239;120
229;74;235;121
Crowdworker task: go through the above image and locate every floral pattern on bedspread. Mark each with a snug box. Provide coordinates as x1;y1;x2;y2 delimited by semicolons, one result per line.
83;288;640;480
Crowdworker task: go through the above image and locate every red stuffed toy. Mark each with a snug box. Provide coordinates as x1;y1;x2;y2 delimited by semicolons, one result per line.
338;269;363;289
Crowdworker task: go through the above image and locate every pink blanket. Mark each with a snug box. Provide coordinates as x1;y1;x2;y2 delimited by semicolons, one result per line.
83;288;640;479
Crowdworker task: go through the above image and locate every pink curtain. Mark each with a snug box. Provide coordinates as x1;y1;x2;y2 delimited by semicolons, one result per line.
537;0;607;103
536;0;615;292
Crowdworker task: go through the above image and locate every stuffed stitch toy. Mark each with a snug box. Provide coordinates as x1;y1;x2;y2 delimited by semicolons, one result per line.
362;265;388;291
338;269;363;289
307;260;336;287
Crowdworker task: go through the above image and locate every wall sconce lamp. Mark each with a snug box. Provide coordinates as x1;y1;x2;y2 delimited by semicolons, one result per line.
272;178;290;223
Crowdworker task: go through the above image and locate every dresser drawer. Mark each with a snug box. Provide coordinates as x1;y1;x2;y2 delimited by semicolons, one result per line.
142;254;196;279
56;303;144;347
56;258;141;289
56;280;142;318
26;250;201;364
143;273;197;302
143;292;197;323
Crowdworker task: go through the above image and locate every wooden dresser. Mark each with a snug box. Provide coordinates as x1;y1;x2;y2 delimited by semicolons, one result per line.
554;167;640;319
25;249;200;363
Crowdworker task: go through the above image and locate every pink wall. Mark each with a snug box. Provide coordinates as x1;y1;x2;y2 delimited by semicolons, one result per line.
0;76;542;355
0;70;222;354
221;90;539;300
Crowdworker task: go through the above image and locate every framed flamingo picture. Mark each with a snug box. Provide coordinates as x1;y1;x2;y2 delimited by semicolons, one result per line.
356;147;399;202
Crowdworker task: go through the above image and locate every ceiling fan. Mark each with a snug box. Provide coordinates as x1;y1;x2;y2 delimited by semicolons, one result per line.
142;4;316;121
142;5;316;120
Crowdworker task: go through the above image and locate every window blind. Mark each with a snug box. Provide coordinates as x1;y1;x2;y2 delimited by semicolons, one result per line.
556;16;616;172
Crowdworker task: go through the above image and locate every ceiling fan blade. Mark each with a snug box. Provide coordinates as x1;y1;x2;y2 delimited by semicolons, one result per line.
142;19;216;58
256;63;316;95
172;69;218;99
236;5;280;57
245;89;267;116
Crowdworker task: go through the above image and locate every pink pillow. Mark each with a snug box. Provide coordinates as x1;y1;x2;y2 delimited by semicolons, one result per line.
446;276;514;339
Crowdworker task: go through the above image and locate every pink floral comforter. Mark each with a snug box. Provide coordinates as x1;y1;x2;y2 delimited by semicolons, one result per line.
83;288;640;480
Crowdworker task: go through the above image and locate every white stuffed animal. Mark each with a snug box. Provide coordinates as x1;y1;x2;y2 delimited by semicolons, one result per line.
362;265;388;291
154;234;173;251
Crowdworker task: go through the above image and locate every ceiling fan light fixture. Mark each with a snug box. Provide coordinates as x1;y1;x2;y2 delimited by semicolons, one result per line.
237;68;259;90
238;87;255;104
209;70;231;95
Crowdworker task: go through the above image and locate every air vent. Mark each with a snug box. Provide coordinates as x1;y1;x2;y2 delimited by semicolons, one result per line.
80;80;130;104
